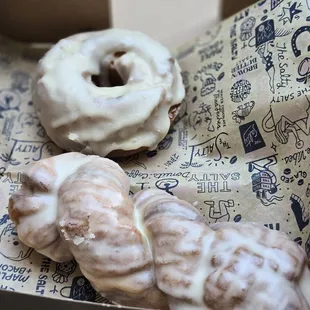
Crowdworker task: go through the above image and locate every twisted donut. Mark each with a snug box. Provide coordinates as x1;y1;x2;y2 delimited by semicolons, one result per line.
134;190;310;310
9;153;310;309
32;29;185;157
9;153;167;309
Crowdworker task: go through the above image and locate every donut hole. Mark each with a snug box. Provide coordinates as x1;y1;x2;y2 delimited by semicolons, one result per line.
91;51;127;88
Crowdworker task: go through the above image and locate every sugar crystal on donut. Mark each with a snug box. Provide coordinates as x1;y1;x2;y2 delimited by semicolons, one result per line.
32;29;185;157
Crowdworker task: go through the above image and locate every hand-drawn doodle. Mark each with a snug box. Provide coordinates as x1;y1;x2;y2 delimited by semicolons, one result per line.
255;20;276;93
158;135;173;151
60;276;112;304
230;156;238;164
181;132;230;169
16;112;46;138
205;200;234;223
52;260;77;284
290;194;309;231
0;89;20;118
11;71;31;93
306;233;310;258
258;0;267;6
264;223;280;230
262;95;310;149
271;142;278;152
292;25;310;58
294;236;302;246
0;139;61;166
230;80;251;103
292;26;310;83
155;178;179;195
239;120;266;153
188;102;215;134
0;153;21;166
232;101;255;124
50;285;58;294
247;155;284;206
271;0;284;10
234;214;242;222
240;17;256;48
117;154;147;170
157;127;176;151
193;65;224;97
146;150;157;158
0;222;34;261
306;0;310;21
0;214;9;225
297;57;310;83
200;73;216;96
278;2;302;24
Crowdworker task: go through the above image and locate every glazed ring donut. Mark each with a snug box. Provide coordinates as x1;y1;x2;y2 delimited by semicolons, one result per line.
32;29;185;157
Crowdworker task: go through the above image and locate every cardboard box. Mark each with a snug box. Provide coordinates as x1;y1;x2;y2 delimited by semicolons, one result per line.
0;1;259;309
0;0;255;49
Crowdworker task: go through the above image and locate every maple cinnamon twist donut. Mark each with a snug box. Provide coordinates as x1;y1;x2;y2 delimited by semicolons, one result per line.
133;189;310;310
32;29;185;157
9;154;310;309
9;153;167;309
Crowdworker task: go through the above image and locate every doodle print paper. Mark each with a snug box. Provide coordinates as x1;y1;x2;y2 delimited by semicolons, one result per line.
0;0;310;306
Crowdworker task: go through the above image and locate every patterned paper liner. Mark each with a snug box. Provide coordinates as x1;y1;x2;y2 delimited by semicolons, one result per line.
0;0;309;307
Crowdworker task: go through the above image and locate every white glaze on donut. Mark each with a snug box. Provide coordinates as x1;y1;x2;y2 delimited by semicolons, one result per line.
133;189;310;310
32;29;185;156
9;154;310;309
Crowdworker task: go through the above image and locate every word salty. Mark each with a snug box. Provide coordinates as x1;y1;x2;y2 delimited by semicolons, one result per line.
189;172;240;193
35;257;51;295
270;87;310;103
231;57;258;78
189;172;240;181
276;43;291;90
0;264;30;283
